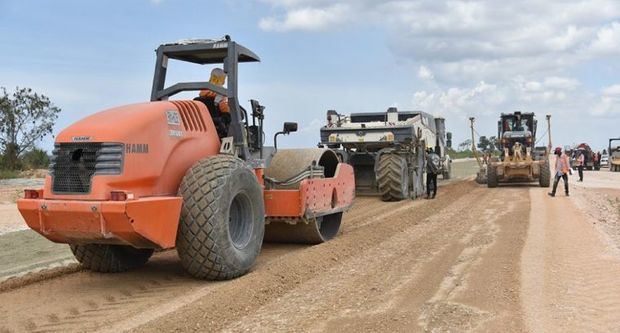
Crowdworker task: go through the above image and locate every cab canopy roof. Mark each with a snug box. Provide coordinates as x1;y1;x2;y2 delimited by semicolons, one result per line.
500;111;535;118
158;37;260;65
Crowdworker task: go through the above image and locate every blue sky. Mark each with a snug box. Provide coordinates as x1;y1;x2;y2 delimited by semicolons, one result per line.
2;0;620;153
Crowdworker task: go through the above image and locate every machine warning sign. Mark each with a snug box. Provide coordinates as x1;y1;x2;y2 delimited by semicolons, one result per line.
166;110;181;125
126;143;149;154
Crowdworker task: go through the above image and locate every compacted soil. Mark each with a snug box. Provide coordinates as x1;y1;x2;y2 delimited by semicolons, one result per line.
1;167;619;332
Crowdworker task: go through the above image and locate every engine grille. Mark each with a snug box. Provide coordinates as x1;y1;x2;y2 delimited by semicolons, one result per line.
50;143;123;194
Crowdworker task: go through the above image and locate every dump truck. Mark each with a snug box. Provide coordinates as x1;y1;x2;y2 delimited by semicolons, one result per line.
17;37;355;280
610;138;620;172
319;107;451;201
569;143;596;170
487;112;551;188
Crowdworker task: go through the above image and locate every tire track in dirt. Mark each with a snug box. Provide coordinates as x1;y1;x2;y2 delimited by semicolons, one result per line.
0;181;484;333
0;183;460;333
221;184;497;332
132;182;474;332
217;186;528;333
522;188;620;333
0;245;304;333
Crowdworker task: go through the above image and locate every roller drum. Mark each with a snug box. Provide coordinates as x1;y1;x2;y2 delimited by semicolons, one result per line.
264;148;344;244
265;148;339;182
264;213;343;244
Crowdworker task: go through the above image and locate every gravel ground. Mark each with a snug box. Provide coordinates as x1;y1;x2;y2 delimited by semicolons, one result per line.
2;164;620;333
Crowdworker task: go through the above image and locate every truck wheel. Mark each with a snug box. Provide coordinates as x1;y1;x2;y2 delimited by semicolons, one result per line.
376;154;409;201
70;244;153;273
539;160;550;187
487;166;498;188
176;155;265;280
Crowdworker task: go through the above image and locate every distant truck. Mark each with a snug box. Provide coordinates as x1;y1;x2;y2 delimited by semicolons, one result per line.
610;138;620;172
320;107;451;201
569;143;597;171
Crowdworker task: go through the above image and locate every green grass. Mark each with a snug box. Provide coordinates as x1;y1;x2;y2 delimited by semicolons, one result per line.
0;169;19;180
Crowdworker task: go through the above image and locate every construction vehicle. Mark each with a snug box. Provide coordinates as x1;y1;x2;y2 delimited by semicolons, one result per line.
469;117;487;184
319;107;451;201
486;112;551;188
610;138;620;172
569;143;596;170
17;37;355;280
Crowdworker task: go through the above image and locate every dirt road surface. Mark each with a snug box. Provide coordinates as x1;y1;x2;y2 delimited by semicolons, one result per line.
1;167;619;332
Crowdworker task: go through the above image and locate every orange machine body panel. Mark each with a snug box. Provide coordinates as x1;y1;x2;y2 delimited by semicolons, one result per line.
47;100;220;201
17;100;356;250
19;196;182;249
18;100;218;249
264;163;355;218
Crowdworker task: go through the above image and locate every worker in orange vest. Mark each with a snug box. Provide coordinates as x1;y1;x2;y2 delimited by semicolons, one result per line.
195;68;230;137
549;147;571;197
577;151;585;181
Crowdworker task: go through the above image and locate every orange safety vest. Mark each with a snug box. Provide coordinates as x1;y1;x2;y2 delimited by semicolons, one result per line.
561;155;570;174
199;90;229;113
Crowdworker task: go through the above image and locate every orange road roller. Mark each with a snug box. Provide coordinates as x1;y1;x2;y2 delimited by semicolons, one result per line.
17;36;355;280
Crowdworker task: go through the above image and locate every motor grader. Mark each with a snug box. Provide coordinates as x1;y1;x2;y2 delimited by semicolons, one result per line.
17;37;355;280
486;111;551;188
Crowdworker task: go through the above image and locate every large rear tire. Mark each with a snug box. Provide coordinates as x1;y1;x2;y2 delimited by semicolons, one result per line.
487;165;498;188
176;155;265;280
70;244;153;273
376;154;409;201
539;160;550;187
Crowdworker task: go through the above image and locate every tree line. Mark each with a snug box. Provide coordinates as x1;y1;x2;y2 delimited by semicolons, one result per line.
0;87;60;174
457;136;499;153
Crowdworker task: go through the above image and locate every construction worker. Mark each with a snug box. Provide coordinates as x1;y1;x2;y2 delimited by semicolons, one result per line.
194;68;230;137
548;147;571;197
514;114;524;131
425;147;440;199
594;151;601;169
577;151;585;181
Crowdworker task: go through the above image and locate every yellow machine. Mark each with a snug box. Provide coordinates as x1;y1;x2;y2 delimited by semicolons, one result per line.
486;112;551;188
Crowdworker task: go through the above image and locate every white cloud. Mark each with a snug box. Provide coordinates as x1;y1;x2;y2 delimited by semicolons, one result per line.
412;76;588;118
259;1;620;75
259;3;350;32
413;81;504;118
589;21;620;55
593;84;620;115
258;0;620;147
417;65;434;80
603;84;620;96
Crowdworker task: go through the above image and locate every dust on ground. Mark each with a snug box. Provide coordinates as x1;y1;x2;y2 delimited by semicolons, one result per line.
1;163;620;332
522;172;620;332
